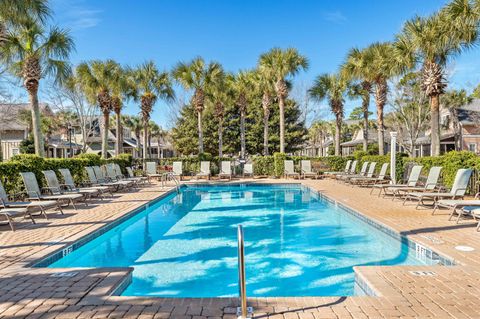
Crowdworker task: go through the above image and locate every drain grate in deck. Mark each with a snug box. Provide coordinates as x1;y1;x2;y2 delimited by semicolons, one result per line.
409;270;436;277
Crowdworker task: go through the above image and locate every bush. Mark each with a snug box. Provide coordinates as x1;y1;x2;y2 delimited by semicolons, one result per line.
273;152;286;177
252;156;274;176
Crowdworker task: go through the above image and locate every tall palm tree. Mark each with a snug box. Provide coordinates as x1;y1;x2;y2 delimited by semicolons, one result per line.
231;70;255;159
253;68;276;155
1;17;74;156
207;72;229;158
172;57;223;154
131;61;174;161
258;48;309;153
0;0;50;47
442;89;473;150
309;73;348;156
110;67;133;156
77;60;122;158
342;47;373;152
395;3;478;156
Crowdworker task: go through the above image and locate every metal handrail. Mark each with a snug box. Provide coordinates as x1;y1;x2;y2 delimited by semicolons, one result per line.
237;225;248;319
162;172;180;193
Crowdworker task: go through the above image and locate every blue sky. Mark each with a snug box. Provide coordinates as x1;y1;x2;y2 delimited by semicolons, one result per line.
48;0;480;128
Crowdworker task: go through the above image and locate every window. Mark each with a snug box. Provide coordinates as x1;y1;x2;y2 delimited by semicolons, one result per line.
469;143;477;153
11;148;19;156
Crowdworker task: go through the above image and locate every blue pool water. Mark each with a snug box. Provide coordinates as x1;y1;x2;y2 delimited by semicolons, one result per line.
49;184;427;297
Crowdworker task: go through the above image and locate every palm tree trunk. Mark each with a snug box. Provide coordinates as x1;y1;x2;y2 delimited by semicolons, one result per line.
240;110;246;159
142;119;148;160
430;94;441;156
375;81;387;155
335;115;341;156
101;111;109;158
29;90;45;157
157;137;161;159
263;109;270;156
218;119;223;158
197;111;204;154
279;96;286;153
115;111;122;155
362;97;369;152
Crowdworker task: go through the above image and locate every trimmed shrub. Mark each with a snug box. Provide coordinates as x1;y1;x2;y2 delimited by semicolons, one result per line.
252;156;274;176
273;152;286;177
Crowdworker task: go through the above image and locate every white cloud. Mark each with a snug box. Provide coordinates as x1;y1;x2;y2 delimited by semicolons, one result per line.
52;0;101;30
322;11;347;24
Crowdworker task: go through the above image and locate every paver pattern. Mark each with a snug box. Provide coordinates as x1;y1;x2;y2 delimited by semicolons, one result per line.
1;178;480;318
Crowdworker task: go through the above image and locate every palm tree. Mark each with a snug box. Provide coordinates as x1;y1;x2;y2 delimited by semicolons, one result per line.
1;17;74;156
0;0;50;46
253;68;276;155
77;60;122;158
231;71;255;159
258;48;309;153
342;48;373;152
110;67;133;156
122;115;143;157
442;89;473;150
309;120;330;156
131;61;174;161
207;72;229;158
309;73;348;156
150;122;165;159
395;3;478;156
172;57;223;154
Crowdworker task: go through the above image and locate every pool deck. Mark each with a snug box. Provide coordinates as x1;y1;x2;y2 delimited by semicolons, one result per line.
1;178;480;318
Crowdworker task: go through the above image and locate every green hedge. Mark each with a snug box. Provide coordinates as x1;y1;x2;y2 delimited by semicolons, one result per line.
0;153;133;194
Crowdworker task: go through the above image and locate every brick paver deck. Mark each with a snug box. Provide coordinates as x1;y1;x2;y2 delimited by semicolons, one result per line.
1;178;480;318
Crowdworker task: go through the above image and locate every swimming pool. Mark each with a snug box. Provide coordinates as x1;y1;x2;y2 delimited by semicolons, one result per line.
48;184;433;297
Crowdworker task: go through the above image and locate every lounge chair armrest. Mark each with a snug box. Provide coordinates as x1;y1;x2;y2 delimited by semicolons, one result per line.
41;187;61;194
27;191;41;199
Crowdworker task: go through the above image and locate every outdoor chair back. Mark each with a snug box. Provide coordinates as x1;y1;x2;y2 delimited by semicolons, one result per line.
85;167;98;184
221;161;231;175
377;163;389;179
423;166;443;190
42;170;63;195
126;167;136;178
349;160;358;174
244;163;253;176
284;160;296;174
20;172;42;198
344;160;352;173
172;162;182;176
366;162;377;178
406;165;423;186
450;169;473;197
200;161;211;175
59;169;76;188
301;160;314;174
146;162;157;175
358;162;369;175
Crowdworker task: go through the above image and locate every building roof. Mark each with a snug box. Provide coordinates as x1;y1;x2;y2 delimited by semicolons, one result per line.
0;103;52;131
414;133;456;145
457;99;480;125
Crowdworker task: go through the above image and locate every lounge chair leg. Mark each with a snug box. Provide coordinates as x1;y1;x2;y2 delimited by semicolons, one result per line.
432;204;438;215
7;217;15;231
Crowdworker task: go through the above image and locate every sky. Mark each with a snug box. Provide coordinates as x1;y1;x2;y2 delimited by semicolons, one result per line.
45;0;480;128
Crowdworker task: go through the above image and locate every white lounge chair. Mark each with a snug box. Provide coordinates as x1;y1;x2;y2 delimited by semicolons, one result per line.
408;169;473;209
371;165;423;197
104;164;135;188
284;160;300;179
324;160;352;177
196;161;211;180
172;162;183;180
397;166;443;202
219;161;232;180
349;162;376;184
126;167;148;184
459;206;480;230
146;162;162;180
243;163;253;177
338;161;369;182
335;160;357;179
59;168;112;198
351;163;389;187
301;160;318;179
436;195;480;223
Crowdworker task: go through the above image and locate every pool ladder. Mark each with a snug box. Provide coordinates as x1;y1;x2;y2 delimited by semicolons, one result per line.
161;172;180;193
237;225;252;319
